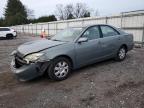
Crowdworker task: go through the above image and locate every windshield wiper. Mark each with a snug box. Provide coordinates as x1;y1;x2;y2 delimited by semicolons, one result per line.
53;39;60;41
51;39;69;42
51;39;62;41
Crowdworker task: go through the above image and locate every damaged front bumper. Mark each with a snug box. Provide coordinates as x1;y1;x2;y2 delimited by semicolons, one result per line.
11;59;49;81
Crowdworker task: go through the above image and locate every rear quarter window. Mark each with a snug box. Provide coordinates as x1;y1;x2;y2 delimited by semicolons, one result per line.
117;28;126;34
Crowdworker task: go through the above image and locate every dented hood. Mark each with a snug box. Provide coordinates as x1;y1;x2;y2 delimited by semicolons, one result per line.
17;39;66;56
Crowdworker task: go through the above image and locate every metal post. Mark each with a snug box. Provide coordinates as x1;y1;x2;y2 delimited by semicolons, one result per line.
67;21;69;28
121;13;123;28
41;25;42;35
36;24;37;36
28;25;29;34
32;25;33;35
82;19;84;27
56;22;58;34
105;17;108;24
48;23;49;37
22;25;23;34
142;24;144;46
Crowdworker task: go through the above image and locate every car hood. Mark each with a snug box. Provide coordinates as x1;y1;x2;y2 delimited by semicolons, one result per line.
17;39;66;56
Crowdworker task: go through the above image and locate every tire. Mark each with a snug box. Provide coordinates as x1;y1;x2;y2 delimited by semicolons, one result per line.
13;36;16;39
115;46;127;61
6;34;13;39
48;57;72;81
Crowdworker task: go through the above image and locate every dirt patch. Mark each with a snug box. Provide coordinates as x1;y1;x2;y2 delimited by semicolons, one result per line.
104;80;144;98
80;93;96;107
0;72;18;89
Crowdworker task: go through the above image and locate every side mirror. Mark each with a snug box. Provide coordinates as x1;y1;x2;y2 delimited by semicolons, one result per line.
77;37;88;43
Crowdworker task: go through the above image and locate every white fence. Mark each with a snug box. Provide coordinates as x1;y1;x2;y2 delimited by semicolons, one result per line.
13;10;144;43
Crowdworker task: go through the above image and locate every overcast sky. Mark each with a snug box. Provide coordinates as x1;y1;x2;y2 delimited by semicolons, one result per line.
0;0;144;18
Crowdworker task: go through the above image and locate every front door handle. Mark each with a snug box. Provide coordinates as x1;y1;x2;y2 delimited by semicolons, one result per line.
99;41;107;48
98;41;101;44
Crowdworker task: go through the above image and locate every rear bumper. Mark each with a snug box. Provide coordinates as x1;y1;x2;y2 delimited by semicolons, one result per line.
11;59;49;81
13;32;17;37
13;35;17;37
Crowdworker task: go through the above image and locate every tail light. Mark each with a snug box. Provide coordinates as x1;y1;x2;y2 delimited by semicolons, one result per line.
11;28;16;32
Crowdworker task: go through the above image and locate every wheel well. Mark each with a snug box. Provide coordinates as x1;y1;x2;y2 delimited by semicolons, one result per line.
44;55;73;76
6;34;13;36
54;55;73;68
121;44;128;52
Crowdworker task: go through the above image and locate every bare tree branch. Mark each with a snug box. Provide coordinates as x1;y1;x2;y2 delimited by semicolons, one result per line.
26;6;35;19
55;4;65;20
55;3;91;20
64;4;74;19
94;9;100;16
73;3;90;18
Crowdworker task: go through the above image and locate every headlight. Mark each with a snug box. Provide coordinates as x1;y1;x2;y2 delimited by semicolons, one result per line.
24;53;44;63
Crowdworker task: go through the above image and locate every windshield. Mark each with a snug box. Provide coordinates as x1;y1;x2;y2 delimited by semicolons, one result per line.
51;28;83;42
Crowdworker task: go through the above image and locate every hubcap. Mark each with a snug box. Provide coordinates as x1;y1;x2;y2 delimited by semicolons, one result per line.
54;61;69;78
119;48;126;59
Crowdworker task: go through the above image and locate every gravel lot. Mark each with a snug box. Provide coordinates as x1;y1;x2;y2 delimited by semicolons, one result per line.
0;34;144;108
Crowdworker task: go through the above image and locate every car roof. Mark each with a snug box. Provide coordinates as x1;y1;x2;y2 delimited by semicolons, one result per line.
71;24;112;29
0;27;10;28
85;24;113;28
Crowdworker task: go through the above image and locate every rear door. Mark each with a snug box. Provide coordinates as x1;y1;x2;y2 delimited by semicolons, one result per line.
99;25;121;57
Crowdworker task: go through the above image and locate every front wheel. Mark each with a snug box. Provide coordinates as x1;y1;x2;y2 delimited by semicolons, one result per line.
115;46;127;61
48;57;72;81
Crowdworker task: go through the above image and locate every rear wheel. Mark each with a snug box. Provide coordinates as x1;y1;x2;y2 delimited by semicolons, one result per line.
48;57;72;81
6;34;13;39
115;46;127;61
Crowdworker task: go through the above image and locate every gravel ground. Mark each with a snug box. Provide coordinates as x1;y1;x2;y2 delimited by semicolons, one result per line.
0;34;144;108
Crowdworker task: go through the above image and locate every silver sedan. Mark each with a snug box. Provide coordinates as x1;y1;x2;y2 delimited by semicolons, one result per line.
11;24;134;81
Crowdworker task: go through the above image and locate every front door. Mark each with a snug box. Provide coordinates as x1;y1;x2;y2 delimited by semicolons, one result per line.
75;26;102;67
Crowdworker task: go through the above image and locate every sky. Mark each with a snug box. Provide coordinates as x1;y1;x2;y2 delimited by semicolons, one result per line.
0;0;144;18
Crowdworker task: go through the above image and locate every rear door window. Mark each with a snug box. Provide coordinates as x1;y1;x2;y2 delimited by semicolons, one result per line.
0;28;10;31
100;25;119;37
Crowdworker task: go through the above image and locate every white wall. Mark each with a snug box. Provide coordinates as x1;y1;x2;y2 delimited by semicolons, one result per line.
12;10;144;43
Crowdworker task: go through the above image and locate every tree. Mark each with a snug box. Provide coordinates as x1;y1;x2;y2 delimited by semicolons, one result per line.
94;9;100;16
83;12;90;17
26;7;35;20
55;4;65;20
4;0;28;26
0;18;5;26
55;3;91;20
48;15;57;21
55;4;74;20
29;15;57;23
73;3;90;18
64;4;74;19
37;15;57;23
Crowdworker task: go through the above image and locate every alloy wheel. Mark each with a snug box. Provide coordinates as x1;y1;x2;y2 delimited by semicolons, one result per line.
54;61;69;78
